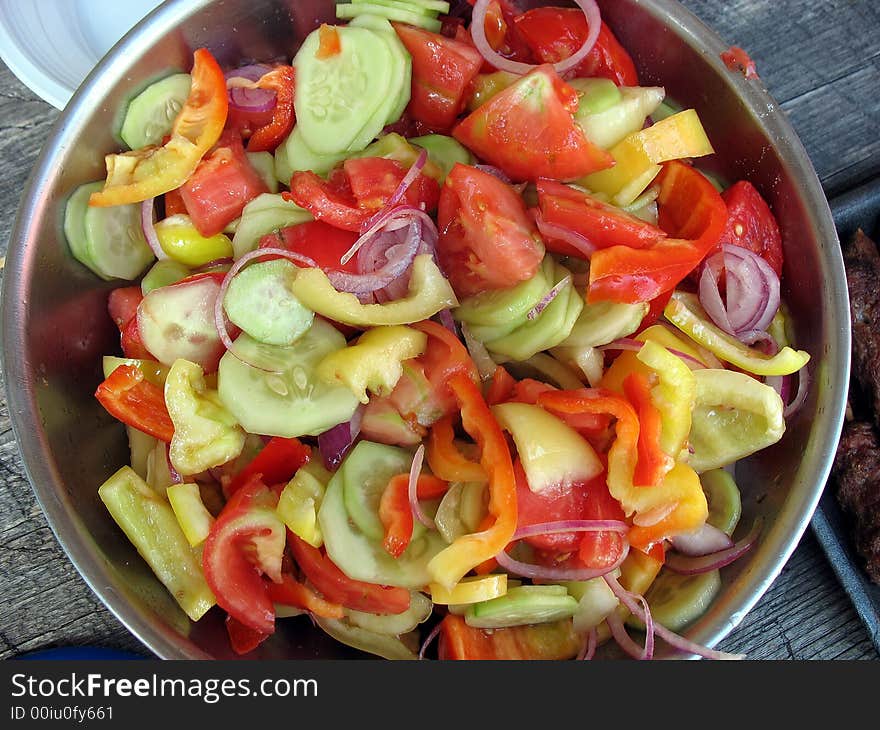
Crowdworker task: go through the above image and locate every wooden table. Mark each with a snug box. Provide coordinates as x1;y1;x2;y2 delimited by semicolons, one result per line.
1;0;878;660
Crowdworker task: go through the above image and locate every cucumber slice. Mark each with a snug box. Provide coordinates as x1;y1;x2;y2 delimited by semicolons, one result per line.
347;14;412;126
464;585;578;629
352;0;450;13
434;481;487;544
410;135;475;180
575;86;666;150
231;193;312;259
342;441;413;542
83;196;155;281
336;2;442;32
223;259;314;346
63;181;104;276
274;126;349;184
346;591;433;635
455;256;553;329
558;299;649;349
317;465;447;589
626;568;722;633
246;151;279;193
119;73;192;150
313;615;418;659
294;26;395;155
567;78;622;115
141;259;191;295
218;322;360;438
700;469;742;536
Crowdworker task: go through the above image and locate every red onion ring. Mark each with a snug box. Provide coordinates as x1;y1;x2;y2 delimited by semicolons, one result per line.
496;539;630;582
383;148;428;213
597;337;708;370
226;64;278;113
213;247;317;371
318;405;364;471
665;518;762;575
470;0;601;76
166;446;183;485
513;519;629;541
527;275;571;321
341;206;435;267
606;601;654;660
419;621;443;660
141;198;168;261
460;323;496;382
783;364;810;418
329;225;420;295
225;64;273;83
534;209;598;259
408;444;435;529
603;573;745;660
437;309;458;336
669;522;734;557
577;628;598;661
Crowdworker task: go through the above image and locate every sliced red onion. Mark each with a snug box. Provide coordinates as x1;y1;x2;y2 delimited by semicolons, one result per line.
669;523;734;557
329;226;420;295
527;276;571;321
437;309;458;336
229;86;277;114
460;323;497;382
598;337;644;353
419;621;443;660
470;0;601;76
534;209;598;259
475;164;513;184
577;628;598;661
496;540;630;582
384;148;428;212
513;519;629;541
213;246;317;371
783;364;810;418
603;573;745;660
408;444;435;529
225;64;273;83
341;206;435;266
606;601;654;660
665;518;762;576
698;254;733;332
194;257;234;273
318;406;364;471
141;198;168;260
166;446;183;485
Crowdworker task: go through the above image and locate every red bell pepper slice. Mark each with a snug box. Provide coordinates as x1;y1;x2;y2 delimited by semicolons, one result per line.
95;364;174;442
485;364;516;405
587;160;728;304
622;372;673;488
288;534;411;615
227;436;311;496
316;24;342;59
225;614;270;655
283;170;372;232
379;472;449;558
247;65;297;153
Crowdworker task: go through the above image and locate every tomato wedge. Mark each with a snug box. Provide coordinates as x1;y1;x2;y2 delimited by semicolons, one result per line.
436;163;545;297
453;65;613;182
285;170;370;232
513;8;639;86
95;364;174;442
260;221;360;274
90;48;228;207
714;180;784;276
393;22;484;131
343;157;440;213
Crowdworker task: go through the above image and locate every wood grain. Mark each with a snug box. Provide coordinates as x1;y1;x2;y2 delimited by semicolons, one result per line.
0;0;878;660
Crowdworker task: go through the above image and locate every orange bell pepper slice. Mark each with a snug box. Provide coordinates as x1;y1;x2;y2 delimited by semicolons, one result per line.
266;574;344;619
379;473;449;558
90;48;228;207
427;373;517;590
622;372;674;488
227;436;311;496
95;364;174;442
247;65;297;153
485;364;516;405
425;415;487;483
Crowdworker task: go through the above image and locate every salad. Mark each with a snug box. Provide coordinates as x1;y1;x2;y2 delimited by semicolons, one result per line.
66;0;811;659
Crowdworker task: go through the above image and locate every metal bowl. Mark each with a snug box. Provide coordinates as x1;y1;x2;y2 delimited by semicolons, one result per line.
1;0;849;659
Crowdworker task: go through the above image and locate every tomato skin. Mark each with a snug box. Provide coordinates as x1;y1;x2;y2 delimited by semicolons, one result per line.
285;171;370;232
260;221;361;274
715;180;784;276
392;22;484;131
227;436;311;496
437;163;545;297
225;615;270;655
453;65;613;183
536;178;666;256
513;8;639;86
343;157;440;213
180;130;269;237
108;286;143;330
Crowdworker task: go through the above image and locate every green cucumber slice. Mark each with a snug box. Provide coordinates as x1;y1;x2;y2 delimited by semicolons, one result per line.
141;259;191;295
246;151;279;193
84;198;156;281
558;299;649;349
575;85;666;150
294;25;395;155
317;465;447;589
119;73;192;150
231;193;312;259
342;441;413;542
352;0;450;13
567;78;622;115
336;2;442;31
346;591;433;635
626;568;722;633
217;320;360;438
410;134;475;180
700;469;742;537
223;259;314;346
274;126;349;184
63;181;104;276
465;585;579;629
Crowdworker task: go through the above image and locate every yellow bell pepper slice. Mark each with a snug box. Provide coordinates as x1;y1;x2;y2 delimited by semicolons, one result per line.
165;359;246;476
276;463;330;548
316;325;428;404
166;482;215;547
430;574;509;605
102;355;169;386
154;214;233;267
579;109;714;206
290;254;459;327
664;292;810;376
90;49;227;207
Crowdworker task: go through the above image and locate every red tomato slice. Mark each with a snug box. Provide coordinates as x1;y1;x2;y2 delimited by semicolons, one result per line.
180;130;269;237
536;178;666;256
120;316;153;360
284;171;371;232
453;65;613;182
513;7;639;86
392;22;484;131
343;157;440;213
288;534;411;615
436;163;545;297
108;286;143;330
259;221;360;274
715;180;784;276
225;614;270;655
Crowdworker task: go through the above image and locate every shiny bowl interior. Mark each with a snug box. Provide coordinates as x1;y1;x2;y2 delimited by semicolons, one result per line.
2;0;849;659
